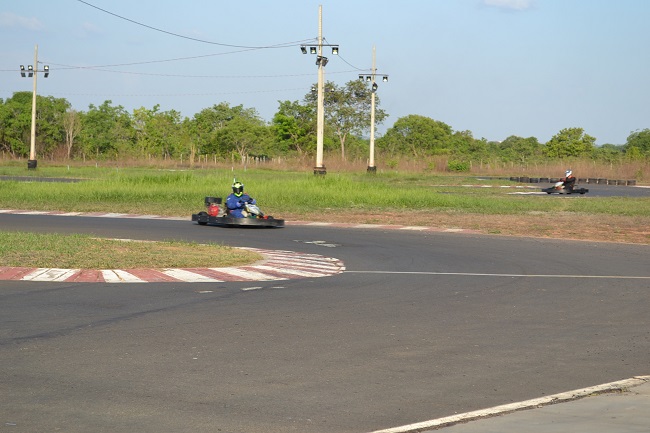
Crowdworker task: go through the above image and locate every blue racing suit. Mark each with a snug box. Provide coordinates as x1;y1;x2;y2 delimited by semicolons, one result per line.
226;193;256;218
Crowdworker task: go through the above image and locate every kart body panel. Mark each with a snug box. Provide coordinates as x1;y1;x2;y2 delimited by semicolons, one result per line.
192;196;284;228
192;211;285;228
541;186;589;195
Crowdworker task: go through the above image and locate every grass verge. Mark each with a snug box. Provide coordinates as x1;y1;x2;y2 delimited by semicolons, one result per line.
0;231;262;269
1;166;649;245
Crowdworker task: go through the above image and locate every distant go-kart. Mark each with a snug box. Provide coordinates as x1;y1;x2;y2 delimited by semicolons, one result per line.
192;197;285;228
542;181;589;195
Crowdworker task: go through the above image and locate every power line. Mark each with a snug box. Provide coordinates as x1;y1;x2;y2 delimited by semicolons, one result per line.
43;48;276;69
3;62;361;79
24;87;310;98
77;0;315;50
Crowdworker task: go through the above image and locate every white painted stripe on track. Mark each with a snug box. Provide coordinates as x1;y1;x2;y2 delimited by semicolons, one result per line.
161;269;223;282
102;269;146;283
264;252;342;262
353;224;388;229
21;268;80;281
251;265;331;278
131;214;165;219
211;267;287;281
100;213;130;218
268;261;343;272
368;375;650;433
346;270;650;279
13;210;50;215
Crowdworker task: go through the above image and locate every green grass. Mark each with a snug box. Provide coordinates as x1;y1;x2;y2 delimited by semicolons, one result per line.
1;166;648;218
0;231;262;269
2;164;647;269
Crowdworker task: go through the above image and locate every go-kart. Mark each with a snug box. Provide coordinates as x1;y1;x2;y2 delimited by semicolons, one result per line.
542;181;589;195
192;196;284;228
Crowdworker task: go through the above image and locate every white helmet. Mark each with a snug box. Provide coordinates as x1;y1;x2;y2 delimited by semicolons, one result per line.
565;170;572;177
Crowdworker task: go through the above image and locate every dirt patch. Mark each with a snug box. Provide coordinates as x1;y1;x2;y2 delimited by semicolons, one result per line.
283;210;650;245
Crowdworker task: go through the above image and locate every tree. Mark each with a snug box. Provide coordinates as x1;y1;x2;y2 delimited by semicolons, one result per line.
132;105;185;159
450;130;488;160
79;100;133;159
191;102;260;156
624;128;650;157
592;143;624;163
378;115;453;157
63;109;82;159
0;92;38;157
497;135;543;162
216;116;272;164
272;100;316;157
34;95;70;158
544;127;596;158
304;80;387;160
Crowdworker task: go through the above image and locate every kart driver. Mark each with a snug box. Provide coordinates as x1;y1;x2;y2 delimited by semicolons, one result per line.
561;169;576;191
226;180;256;218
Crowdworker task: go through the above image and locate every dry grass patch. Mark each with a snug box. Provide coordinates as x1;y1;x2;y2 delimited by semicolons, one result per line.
284;210;650;245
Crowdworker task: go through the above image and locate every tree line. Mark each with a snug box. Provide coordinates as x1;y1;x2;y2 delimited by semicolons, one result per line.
1;79;649;167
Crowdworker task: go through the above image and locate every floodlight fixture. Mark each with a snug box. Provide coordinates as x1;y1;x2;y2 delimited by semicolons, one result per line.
44;65;49;78
300;46;307;54
382;75;388;82
372;83;378;92
310;46;317;54
366;75;371;82
20;65;26;77
331;46;339;55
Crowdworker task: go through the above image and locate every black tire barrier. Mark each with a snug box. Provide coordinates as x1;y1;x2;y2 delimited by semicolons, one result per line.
504;176;636;186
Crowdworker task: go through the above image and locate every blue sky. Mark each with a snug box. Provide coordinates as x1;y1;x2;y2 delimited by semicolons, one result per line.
2;0;649;145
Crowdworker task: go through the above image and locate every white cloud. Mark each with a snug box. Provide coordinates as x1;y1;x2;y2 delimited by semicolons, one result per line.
483;0;535;11
0;11;44;30
81;21;102;35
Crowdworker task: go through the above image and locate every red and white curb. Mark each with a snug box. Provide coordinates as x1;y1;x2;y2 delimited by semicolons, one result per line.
0;248;345;284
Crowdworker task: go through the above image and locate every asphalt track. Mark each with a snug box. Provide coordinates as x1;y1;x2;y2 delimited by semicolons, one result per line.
1;209;649;433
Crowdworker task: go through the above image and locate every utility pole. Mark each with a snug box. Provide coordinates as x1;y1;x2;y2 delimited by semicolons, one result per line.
29;45;39;169
359;47;388;173
368;46;377;173
19;44;49;170
315;5;326;175
301;6;338;175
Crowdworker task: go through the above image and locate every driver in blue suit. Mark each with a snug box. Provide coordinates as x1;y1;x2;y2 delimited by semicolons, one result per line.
226;180;256;218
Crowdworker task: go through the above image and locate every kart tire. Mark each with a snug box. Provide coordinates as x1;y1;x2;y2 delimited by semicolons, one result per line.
196;211;208;225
